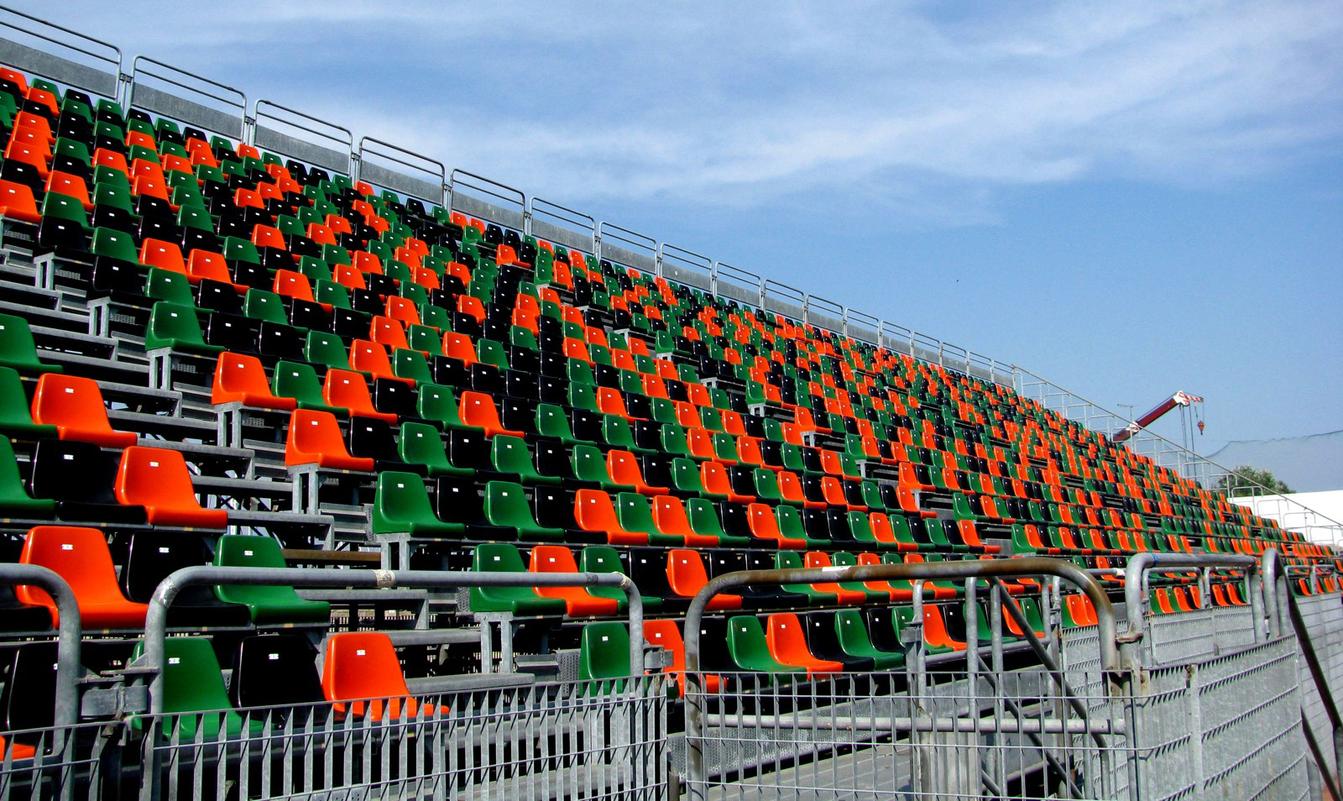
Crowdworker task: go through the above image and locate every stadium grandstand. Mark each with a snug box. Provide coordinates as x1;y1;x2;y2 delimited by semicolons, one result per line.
0;5;1338;800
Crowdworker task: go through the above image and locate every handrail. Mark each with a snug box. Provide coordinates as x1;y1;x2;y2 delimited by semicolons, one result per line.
1120;552;1262;654
1264;549;1343;796
139;566;644;715
0;565;82;730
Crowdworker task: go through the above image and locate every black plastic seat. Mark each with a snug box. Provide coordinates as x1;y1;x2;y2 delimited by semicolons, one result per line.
231;634;325;711
29;439;146;523
121;531;252;627
1;641;57;748
805;611;875;671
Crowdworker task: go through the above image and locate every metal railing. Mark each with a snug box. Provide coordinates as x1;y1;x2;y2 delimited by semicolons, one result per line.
679;552;1318;801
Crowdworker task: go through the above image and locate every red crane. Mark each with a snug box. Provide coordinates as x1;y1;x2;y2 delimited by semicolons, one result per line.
1111;391;1204;443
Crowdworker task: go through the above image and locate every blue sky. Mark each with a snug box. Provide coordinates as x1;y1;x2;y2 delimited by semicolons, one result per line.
22;0;1343;456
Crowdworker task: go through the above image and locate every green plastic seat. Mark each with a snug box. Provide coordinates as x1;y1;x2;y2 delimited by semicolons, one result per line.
602;416;647;454
579;621;631;684
659;425;692;459
91;183;134;214
727;615;803;673
221;237;261;266
372;471;463;538
313;279;350;309
469;543;567;615
834;610;904;670
776;505;823;547
686;498;749;546
774;551;835;604
91;226;141;264
579;545;647;610
571;444;615;488
535;404;576;444
0;368;55;438
0;314;61;373
212;535;331;623
243;289;289;325
145;303;222;355
568;383;598;412
398;422;471;477
271;361;335;411
417;383;475;431
491;435;557;485
392;349;433;383
406;325;443;356
615;493;681;545
0;435;54;516
145;269;194;306
483;480;564;541
131;638;261;739
303;331;348;371
669;458;706;494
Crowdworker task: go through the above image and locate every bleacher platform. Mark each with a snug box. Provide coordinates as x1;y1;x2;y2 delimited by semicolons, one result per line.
0;12;1338;800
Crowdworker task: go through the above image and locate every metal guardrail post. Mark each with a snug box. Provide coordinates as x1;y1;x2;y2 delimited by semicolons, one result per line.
680;557;1117;801
0;565;81;730
0;565;81;801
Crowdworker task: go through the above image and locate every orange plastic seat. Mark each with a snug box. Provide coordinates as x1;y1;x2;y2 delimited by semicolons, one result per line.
18;526;149;628
596;387;635;420
701;461;753;503
651;496;718;547
272;269;315;303
923;604;967;651
529;545;620;616
766;613;843;677
323;368;397;423
0;734;34;762
140;239;187;274
30;373;138;447
115;446;227;529
211;352;296;410
667;549;741;609
322;632;444;720
574;489;646;545
186;250;235;285
45;171;91;210
348;339;407;384
459;391;522;437
746;503;808;549
442;332;477;364
645;620;720;696
0;180;40;224
607;449;667;495
284;409;375;471
369;316;410;351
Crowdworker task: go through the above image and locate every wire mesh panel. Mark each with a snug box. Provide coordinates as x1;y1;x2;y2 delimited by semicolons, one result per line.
1128;638;1309;801
1293;590;1343;780
1144;605;1258;665
685;667;1125;800
0;721;117;801
134;676;669;801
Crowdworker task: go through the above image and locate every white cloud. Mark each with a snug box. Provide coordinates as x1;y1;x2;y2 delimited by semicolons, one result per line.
17;0;1343;220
